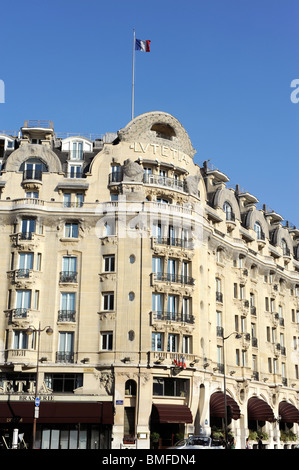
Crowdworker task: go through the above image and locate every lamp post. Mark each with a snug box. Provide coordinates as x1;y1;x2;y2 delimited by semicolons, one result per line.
222;331;242;448
26;322;53;449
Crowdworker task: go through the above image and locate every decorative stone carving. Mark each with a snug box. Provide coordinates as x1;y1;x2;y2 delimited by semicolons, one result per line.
99;372;114;395
122;159;144;182
184;173;200;196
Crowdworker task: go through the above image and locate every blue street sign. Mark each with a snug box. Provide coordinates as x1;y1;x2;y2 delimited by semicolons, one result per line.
35;397;40;407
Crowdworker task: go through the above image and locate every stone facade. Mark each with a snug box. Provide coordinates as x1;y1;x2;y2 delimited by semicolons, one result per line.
0;113;298;449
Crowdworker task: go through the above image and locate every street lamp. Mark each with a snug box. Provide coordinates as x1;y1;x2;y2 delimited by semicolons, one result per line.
222;331;242;448
26;322;53;449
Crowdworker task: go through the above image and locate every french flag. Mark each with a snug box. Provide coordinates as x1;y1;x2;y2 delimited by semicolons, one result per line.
135;38;151;52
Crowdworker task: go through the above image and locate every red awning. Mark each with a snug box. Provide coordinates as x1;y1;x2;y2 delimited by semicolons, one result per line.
248;397;276;423
279;401;299;424
210;392;241;420
0;401;114;424
151;404;193;424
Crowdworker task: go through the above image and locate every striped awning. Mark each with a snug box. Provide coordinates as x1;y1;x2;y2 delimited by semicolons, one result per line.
151;404;193;424
279;401;299;424
210;392;241;420
247;397;276;423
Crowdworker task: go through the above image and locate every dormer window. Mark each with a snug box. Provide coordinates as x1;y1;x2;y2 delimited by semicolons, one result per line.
61;137;92;161
223;201;234;221
151;123;176;141
71;141;83;160
21;158;48;181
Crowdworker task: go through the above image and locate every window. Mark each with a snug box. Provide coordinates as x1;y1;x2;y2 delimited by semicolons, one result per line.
153;378;189;397
152;332;163;351
26;191;39;199
34;290;40;310
76;193;84;207
167;258;178;282
103;292;114;311
61;256;77;282
60;292;76;313
64;223;79;238
71;141;83;160
152;293;163;318
21;218;36;238
36;253;42;271
63;193;71;207
216;278;223;302
182;335;192;354
23;158;46;180
167;295;178;320
152;256;163;280
223;201;234;221
68;164;83;178
57;332;74;363
281;238;289;256
254;222;264;239
45;373;83;393
18;253;33;276
16;290;31;312
125;380;136;396
167;333;178;352
103;255;115;272
104;220;115;236
181;261;190;282
182;297;191;322
13;330;33;350
101;332;113;350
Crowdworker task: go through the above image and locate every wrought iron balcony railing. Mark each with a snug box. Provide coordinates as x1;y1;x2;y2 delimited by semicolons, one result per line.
152;310;194;324
152;272;194;285
59;271;78;283
58;310;76;322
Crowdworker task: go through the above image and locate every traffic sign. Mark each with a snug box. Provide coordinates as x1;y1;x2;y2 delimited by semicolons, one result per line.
35;397;40;407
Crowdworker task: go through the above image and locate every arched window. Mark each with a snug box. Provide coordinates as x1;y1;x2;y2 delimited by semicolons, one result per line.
281;238;290;256
223;201;234;221
125;380;136;396
20;158;48;180
254;221;263;240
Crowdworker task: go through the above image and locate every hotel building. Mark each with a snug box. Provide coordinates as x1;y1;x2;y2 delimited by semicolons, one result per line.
0;112;298;449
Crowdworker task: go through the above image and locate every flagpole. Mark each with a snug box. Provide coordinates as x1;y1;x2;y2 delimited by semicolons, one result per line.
132;28;136;120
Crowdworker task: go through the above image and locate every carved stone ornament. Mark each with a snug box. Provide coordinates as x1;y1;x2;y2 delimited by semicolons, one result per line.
123;159;144;182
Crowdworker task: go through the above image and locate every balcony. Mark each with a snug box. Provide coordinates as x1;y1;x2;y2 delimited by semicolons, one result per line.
143;174;185;192
10;308;29;319
216;291;223;303
152;310;194;324
56;352;74;363
108;172;186;193
59;271;78;283
58;310;76;322
152;237;193;250
152;272;194;286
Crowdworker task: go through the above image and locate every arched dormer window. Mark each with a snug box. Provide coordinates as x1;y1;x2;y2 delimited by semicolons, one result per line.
254;221;264;240
281;238;290;256
151;123;176;141
20;158;48;181
223;201;234;221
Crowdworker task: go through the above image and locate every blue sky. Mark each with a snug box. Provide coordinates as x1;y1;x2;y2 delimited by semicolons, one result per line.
1;0;298;224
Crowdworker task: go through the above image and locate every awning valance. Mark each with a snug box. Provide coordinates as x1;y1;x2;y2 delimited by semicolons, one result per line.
0;401;114;424
151;404;192;424
210;392;241;420
279;401;299;424
248;397;276;423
